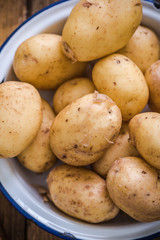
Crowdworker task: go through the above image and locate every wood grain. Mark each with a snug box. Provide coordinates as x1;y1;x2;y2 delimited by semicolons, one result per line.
26;220;61;240
27;0;61;16
0;0;27;45
0;191;26;240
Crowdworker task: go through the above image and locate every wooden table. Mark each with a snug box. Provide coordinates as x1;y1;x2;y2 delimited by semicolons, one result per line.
0;1;63;239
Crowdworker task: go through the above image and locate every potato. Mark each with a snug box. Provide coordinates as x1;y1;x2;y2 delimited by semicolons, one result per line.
47;164;119;223
92;122;139;178
145;60;160;112
0;81;42;158
62;0;142;62
50;92;122;166
13;34;87;90
92;54;149;121
17;99;56;173
53;77;95;114
118;25;160;73
107;156;160;222
129;112;160;169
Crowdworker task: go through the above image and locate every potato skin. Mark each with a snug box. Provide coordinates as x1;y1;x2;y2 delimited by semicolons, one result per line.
107;156;160;222
0;81;42;158
53;77;95;114
129;112;160;169
17;99;56;173
92;122;139;178
145;60;160;112
62;0;142;62
13;34;87;90
47;164;119;223
119;25;160;73
50;92;122;166
92;54;149;121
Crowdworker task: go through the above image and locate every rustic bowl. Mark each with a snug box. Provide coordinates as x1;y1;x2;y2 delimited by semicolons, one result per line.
0;0;160;239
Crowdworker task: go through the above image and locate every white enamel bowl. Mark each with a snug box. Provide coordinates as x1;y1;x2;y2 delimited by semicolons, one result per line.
0;1;160;239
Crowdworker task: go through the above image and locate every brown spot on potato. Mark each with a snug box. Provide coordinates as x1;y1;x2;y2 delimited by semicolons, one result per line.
65;119;68;122
116;59;120;64
13;108;21;115
108;109;112;114
32;57;38;64
96;26;99;30
71;200;76;205
142;170;147;174
42;128;49;134
74;144;78;148
111;132;118;141
113;82;116;86
62;155;67;159
121;131;125;135
65;173;75;177
45;161;50;167
78;107;81;111
51;127;55;133
135;3;141;6
82;1;93;8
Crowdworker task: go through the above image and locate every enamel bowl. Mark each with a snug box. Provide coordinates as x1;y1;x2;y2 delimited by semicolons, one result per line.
0;1;160;239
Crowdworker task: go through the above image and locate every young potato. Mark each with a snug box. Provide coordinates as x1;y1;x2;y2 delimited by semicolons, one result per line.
145;60;160;112
0;81;42;158
47;164;119;223
107;156;160;222
92;54;149;121
53;77;95;114
129;112;160;169
92;122;139;178
13;34;87;90
17;99;56;173
50;92;122;166
62;0;142;62
119;25;160;73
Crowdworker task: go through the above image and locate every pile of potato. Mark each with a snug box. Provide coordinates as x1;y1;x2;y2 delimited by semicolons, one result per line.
1;0;160;224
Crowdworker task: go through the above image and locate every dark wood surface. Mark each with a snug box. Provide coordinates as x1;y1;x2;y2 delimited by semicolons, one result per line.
0;1;63;239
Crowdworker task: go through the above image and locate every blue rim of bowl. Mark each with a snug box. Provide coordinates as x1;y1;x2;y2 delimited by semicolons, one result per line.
0;0;160;239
